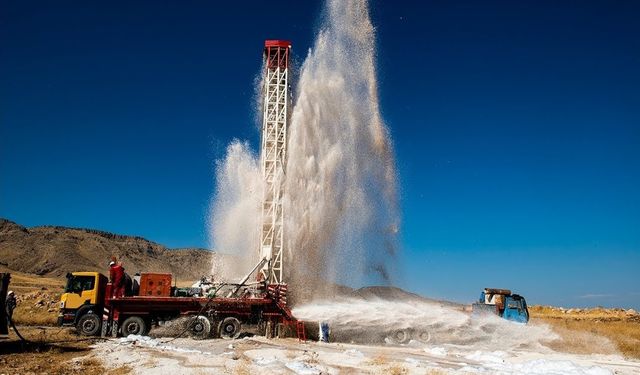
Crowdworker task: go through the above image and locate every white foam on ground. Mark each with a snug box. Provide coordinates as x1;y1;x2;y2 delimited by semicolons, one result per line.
460;357;613;375
87;335;640;375
465;350;508;364
405;357;421;365
285;361;323;375
118;334;211;355
253;356;278;366
425;347;447;356
344;348;365;357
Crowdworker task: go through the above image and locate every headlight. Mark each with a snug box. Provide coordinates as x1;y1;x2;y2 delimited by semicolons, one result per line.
60;301;65;309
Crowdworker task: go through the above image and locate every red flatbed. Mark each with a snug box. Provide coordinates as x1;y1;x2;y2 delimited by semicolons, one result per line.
101;283;297;339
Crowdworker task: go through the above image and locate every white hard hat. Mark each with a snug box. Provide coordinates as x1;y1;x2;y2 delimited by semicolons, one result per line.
109;261;115;266
7;291;14;295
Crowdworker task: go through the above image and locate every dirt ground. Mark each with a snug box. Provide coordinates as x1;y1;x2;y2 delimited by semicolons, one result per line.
0;327;130;375
529;305;640;359
0;272;113;374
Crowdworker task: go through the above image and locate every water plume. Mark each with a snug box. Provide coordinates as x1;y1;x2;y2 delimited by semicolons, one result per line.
284;0;399;295
207;140;262;281
208;0;399;296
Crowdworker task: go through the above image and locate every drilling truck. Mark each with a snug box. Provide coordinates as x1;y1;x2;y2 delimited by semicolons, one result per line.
59;40;300;340
58;259;305;339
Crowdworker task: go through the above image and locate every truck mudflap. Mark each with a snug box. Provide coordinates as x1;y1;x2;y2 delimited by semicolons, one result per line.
100;319;118;337
100;306;118;337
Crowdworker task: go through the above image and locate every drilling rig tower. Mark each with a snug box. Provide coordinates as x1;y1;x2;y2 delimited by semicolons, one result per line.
259;40;291;284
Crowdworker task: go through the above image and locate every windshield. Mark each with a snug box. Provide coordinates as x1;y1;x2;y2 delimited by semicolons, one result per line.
65;275;95;293
507;300;522;309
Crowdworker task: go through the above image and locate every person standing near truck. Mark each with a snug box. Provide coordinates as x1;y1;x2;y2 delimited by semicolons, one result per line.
109;260;125;298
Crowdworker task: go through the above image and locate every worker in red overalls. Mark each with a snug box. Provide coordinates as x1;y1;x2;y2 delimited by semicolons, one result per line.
109;259;125;298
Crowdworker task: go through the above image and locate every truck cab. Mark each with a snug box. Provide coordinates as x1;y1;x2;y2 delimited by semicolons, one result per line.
502;294;529;323
58;272;108;334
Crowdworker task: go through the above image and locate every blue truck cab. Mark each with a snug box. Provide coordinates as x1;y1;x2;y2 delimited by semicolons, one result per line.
473;288;529;323
501;294;529;323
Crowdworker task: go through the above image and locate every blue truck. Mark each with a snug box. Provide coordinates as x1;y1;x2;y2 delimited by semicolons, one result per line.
472;288;529;323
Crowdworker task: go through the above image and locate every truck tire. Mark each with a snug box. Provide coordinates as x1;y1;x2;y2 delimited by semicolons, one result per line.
76;313;101;336
387;329;410;344
415;330;431;343
121;316;148;336
218;317;241;339
189;315;211;340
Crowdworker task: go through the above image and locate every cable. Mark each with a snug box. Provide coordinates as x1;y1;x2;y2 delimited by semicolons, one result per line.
9;317;28;342
8;319;113;346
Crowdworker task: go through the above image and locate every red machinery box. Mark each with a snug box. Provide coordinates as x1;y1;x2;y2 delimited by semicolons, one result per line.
139;273;172;297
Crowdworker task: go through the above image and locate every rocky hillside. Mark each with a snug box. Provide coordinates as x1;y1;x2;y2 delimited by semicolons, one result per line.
0;218;215;280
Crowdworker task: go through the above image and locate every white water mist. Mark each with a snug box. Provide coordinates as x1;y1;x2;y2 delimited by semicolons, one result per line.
293;297;565;352
207;140;262;281
208;0;399;293
284;0;399;290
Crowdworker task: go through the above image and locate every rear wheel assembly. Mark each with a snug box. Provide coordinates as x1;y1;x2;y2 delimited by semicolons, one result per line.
218;317;242;339
121;316;148;336
189;315;211;340
76;313;101;336
416;330;431;343
388;329;411;344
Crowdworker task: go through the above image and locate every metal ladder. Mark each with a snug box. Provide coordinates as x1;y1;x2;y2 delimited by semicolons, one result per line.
295;320;306;342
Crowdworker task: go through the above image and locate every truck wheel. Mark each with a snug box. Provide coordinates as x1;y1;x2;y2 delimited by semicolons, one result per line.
189;315;211;340
121;316;148;336
77;313;101;336
387;329;410;344
415;330;431;343
218;317;241;339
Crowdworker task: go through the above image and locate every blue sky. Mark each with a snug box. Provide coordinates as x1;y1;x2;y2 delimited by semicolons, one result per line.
1;1;638;309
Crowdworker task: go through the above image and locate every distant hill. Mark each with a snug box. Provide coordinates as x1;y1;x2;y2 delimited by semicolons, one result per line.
0;218;215;281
